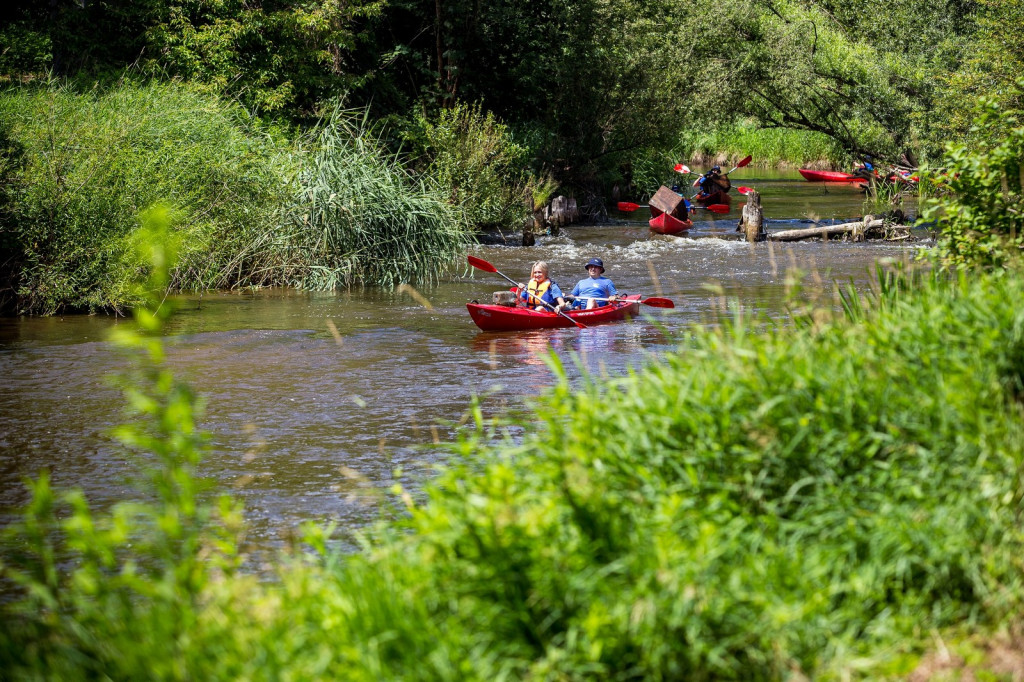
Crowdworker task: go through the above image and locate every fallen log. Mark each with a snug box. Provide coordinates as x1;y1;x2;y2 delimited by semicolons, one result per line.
769;217;884;242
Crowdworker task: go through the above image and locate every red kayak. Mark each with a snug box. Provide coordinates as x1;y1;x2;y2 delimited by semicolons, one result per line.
467;296;642;332
693;188;731;205
649;212;693;235
798;168;868;183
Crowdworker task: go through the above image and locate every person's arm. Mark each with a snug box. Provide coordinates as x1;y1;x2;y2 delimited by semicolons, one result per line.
550;283;566;311
606;279;618;302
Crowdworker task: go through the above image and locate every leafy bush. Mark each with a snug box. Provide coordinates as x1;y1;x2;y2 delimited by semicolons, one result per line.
921;85;1024;269
418;102;531;231
0;80;293;314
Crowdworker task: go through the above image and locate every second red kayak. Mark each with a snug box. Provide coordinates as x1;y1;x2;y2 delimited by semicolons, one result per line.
649;213;693;235
798;168;868;183
467;296;642;331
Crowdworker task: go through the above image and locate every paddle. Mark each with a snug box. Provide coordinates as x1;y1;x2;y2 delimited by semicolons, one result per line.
691;204;730;213
467;255;586;329
724;154;752;175
617;201;729;214
736;186;754;195
576;296;675;309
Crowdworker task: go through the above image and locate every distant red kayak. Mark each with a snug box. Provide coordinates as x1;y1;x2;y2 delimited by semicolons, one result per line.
798;168;868;183
467;296;642;332
648;212;693;235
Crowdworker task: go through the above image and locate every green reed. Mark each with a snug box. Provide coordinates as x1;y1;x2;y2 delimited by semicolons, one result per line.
272;107;472;289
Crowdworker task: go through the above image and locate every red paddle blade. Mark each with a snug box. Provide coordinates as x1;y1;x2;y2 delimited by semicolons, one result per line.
467;255;497;273
736;154;752;168
736;186;754;195
705;204;730;213
616;201;640;212
640;297;674;308
674;164;691;174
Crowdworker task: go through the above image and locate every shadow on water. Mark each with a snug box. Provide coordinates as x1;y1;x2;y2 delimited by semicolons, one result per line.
0;170;929;547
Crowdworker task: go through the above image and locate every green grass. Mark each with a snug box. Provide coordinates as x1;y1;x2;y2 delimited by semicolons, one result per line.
2;248;1023;679
0;79;294;314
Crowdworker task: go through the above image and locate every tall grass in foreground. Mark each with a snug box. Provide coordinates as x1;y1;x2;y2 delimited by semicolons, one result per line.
2;256;1024;679
265;108;472;290
0;80;293;314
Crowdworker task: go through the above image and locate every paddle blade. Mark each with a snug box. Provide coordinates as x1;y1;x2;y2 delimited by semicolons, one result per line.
736;154;752;168
616;201;640;212
467;255;497;273
674;164;691;174
705;203;730;213
640;297;674;309
736;186;754;195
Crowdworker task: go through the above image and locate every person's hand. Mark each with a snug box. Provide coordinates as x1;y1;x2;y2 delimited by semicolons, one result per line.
517;282;526;290
609;295;618;303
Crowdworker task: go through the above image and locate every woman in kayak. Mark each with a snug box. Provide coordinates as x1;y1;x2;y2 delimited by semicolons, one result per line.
518;261;568;312
571;258;618;309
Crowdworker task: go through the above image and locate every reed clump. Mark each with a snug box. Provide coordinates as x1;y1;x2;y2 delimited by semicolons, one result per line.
258;107;472;290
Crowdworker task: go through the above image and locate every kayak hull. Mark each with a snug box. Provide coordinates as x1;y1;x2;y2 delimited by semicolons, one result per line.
798;168;867;183
467;296;642;332
648;212;693;235
693;189;731;205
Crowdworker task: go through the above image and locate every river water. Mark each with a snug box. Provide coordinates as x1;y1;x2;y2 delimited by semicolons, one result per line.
0;171;926;546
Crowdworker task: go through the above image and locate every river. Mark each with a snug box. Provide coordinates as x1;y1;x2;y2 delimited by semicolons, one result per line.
0;171;926;546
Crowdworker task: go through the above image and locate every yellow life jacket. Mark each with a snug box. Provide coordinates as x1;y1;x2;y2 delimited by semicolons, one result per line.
526;278;552;305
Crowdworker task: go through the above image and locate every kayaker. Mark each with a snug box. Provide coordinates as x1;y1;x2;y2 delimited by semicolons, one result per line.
570;258;618;310
694;165;730;201
518;261;568;312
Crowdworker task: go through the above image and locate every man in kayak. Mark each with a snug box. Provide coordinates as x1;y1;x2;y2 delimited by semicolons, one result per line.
694;165;731;202
570;258;618;310
518;260;568;312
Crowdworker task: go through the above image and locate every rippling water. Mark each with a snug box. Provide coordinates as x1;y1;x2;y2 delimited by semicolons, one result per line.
0;170;927;546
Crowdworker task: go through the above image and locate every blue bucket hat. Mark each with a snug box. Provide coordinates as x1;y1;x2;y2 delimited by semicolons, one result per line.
585;258;604;272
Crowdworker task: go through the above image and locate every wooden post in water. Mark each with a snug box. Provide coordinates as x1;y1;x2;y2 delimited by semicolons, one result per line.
740;189;765;242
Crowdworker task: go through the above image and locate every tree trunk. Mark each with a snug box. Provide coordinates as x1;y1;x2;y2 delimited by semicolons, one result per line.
769;217;884;242
739;190;765;242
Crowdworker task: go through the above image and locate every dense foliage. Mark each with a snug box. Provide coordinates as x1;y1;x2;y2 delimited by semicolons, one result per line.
5;0;1016;180
415;102;532;231
2;218;1024;676
0;83;480;313
0;81;292;314
922;83;1024;269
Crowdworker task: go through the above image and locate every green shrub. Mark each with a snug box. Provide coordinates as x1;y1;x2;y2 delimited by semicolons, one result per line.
920;84;1024;269
0;80;293;314
418;102;532;231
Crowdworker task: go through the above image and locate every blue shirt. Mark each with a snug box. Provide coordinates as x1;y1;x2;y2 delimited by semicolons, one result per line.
571;275;617;307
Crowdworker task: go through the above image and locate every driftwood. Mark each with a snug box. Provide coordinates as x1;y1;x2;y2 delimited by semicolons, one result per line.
738;190;765;242
769;216;886;242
